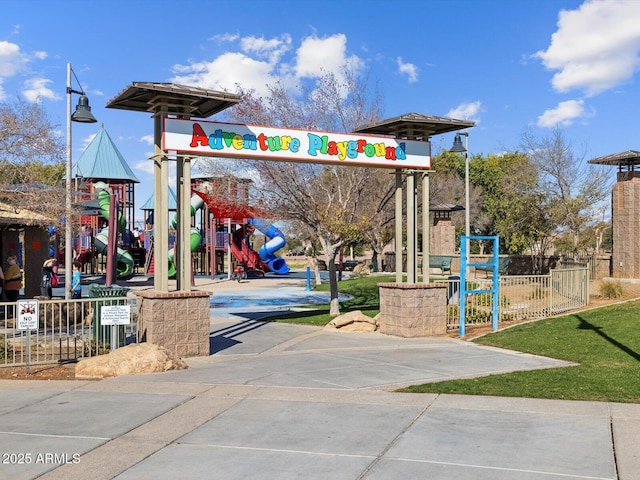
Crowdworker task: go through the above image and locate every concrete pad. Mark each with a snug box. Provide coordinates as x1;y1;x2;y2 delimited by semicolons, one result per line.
116;443;374;480
612;417;640;480
0;390;68;415
0;434;103;480
180;398;424;456
2;274;629;480
0;391;191;438
386;406;616;479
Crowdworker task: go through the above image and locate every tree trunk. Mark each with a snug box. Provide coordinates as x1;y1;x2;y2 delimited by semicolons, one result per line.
328;255;340;316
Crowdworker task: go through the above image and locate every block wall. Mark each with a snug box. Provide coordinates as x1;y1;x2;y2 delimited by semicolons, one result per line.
378;283;447;337
135;290;211;357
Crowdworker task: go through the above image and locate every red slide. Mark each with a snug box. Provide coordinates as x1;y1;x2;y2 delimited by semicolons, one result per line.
230;226;268;275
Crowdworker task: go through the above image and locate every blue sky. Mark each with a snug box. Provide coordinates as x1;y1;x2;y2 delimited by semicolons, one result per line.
1;0;639;223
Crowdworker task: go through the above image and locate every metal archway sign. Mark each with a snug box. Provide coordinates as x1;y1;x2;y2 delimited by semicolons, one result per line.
163;118;432;170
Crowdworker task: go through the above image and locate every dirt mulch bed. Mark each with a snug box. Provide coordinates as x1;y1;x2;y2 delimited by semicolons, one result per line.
0;362;78;381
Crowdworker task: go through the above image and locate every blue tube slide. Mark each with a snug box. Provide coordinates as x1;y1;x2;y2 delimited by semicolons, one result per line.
247;219;290;274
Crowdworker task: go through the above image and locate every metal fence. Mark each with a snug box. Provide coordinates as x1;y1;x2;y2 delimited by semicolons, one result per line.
438;267;589;332
0;296;138;368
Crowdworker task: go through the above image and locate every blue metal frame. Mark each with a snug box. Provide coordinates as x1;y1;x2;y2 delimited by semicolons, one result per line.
459;236;499;337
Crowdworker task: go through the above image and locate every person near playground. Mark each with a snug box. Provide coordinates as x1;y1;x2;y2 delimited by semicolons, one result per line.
40;257;58;299
70;261;82;299
1;255;22;317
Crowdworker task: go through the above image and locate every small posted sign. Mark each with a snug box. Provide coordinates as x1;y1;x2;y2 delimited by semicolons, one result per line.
17;300;38;330
101;305;131;325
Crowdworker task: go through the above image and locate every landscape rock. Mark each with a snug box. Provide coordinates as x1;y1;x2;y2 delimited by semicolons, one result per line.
325;310;378;332
76;342;188;379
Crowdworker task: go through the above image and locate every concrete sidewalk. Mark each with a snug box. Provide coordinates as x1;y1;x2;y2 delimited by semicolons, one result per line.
1;273;638;479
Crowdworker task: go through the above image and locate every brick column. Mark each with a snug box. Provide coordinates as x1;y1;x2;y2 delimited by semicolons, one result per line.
612;177;640;278
378;283;447;337
134;290;211;357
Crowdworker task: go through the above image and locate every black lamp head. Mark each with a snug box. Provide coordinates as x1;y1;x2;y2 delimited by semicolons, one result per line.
71;94;97;123
450;133;467;153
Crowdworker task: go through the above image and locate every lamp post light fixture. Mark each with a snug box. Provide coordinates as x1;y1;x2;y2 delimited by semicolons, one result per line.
451;131;470;259
66;62;97;299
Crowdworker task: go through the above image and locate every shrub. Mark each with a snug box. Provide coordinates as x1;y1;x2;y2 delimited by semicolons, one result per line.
0;334;13;360
600;279;623;299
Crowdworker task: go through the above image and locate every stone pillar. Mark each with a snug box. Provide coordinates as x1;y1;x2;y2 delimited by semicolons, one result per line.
134;290;211;357
378;282;447;337
430;215;456;255
612;177;640;278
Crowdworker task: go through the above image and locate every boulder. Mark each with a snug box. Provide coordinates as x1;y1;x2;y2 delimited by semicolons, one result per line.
76;343;188;379
325;310;378;332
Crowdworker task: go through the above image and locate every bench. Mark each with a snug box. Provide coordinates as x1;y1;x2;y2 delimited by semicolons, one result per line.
419;255;453;275
475;257;510;277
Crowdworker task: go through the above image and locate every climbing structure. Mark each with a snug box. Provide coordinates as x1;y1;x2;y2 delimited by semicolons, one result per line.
70;126;140;276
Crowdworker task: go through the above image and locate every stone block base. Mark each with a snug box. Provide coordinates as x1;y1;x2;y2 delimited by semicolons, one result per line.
378;283;447;337
134;290;211;357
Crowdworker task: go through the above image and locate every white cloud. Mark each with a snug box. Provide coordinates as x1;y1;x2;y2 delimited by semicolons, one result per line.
295;34;362;79
0;40;27;77
22;77;58;102
209;33;239;43
397;57;418;83
171;51;278;97
140;134;154;145
134;159;155;176
446;101;482;122
241;34;291;64
171;33;364;98
537;99;586;127
535;0;640;96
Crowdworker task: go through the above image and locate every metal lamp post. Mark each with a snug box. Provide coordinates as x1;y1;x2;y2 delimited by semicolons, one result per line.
65;62;97;299
451;131;470;258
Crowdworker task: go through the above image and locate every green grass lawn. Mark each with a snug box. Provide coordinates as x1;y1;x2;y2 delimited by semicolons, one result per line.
399;301;640;403
271;275;640;403
268;274;395;326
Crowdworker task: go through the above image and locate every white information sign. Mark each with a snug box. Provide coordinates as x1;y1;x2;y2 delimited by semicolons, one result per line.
17;300;39;330
101;305;131;325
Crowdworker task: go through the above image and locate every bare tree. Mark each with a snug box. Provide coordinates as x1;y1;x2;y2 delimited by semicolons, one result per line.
520;127;610;256
215;68;384;316
0;97;65;227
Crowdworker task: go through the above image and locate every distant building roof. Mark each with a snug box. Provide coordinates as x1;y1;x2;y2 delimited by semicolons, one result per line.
140;187;177;211
0;200;52;226
588;150;640;168
74;127;140;183
430;203;464;212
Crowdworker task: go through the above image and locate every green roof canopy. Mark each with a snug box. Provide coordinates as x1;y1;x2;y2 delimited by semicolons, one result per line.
74;127;140;183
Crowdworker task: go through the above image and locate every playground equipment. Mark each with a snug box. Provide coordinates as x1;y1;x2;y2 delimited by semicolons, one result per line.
229;220;290;276
193;189;289;276
247;219;290;274
167;194;205;277
93;183;135;278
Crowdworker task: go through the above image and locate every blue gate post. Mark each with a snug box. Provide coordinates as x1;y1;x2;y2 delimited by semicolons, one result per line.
459;235;500;337
490;243;499;331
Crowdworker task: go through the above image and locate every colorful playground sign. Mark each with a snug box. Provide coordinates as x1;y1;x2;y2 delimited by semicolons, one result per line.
163;119;431;170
